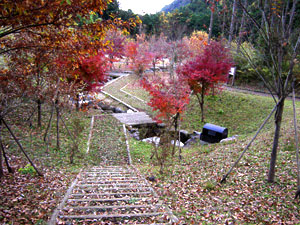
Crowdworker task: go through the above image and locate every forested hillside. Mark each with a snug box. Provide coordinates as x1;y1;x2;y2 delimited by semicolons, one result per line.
161;0;191;13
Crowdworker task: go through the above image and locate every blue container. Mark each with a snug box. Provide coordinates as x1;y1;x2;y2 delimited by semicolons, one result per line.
200;123;228;143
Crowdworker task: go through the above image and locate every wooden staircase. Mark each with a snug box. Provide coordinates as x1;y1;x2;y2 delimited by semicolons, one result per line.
51;166;177;224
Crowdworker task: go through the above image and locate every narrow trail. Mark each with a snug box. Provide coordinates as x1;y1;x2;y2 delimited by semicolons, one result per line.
49;115;177;225
224;85;300;101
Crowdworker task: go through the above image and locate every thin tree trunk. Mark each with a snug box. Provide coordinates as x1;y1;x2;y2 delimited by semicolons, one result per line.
268;99;285;183
76;93;80;111
221;100;281;183
0;130;3;177
37;99;42;128
236;0;247;53
196;88;205;122
228;0;238;46
221;0;226;37
172;113;179;157
2;118;43;176
0;121;13;173
56;101;60;150
208;0;215;44
292;80;300;195
44;103;55;142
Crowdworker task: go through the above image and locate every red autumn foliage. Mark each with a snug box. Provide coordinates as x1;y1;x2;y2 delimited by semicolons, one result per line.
177;40;233;121
77;52;110;92
125;35;153;76
141;75;190;122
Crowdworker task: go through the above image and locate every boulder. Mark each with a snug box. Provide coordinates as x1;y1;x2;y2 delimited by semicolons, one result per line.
184;137;199;147
171;140;184;148
142;137;160;147
220;135;238;143
113;107;125;113
179;130;190;143
98;102;113;111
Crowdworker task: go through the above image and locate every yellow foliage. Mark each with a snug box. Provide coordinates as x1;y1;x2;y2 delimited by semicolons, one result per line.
189;31;208;56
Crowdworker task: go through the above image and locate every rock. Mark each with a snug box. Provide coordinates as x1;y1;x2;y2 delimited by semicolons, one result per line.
142;137;160;147
179;130;190;143
184;137;199;147
171;140;184;147
113;107;124;113
146;175;156;182
157;123;166;129
130;130;140;140
192;131;201;138
220;135;238;143
98;102;112;111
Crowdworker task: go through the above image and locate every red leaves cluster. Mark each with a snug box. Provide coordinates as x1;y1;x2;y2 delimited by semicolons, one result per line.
141;75;190;122
77;53;110;91
177;41;233;95
125;35;154;76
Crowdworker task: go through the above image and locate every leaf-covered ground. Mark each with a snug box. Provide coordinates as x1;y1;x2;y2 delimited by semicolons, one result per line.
133;124;300;224
0;104;94;224
0;158;75;224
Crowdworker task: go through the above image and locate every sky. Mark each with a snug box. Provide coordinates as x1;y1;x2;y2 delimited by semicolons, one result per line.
117;0;174;15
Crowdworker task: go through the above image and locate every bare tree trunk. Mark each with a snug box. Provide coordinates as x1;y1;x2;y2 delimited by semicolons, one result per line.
268;99;285;182
236;0;247;53
44;104;54;141
221;0;227;37
56;101;60;150
2;119;43;176
292;80;300;198
228;0;238;46
0;131;3;178
0;121;13;173
208;0;215;44
196;89;205;122
37;99;42;128
75;93;80;111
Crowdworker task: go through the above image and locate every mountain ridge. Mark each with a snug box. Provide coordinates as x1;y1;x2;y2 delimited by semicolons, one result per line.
161;0;191;13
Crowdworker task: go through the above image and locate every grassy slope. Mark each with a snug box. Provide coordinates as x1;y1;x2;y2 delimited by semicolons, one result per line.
108;74;300;224
102;74;152;113
0;102;128;224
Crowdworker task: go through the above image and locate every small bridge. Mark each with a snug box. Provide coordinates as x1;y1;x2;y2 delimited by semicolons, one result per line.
113;112;156;126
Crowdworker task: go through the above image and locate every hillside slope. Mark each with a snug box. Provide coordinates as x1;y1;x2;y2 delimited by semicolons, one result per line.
161;0;191;13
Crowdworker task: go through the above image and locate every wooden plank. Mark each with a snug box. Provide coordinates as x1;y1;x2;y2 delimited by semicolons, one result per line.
83;177;139;180
73;187;152;192
67;197;148;202
78;180;141;184
76;183;147;188
71;192;152;197
63;204;162;210
60;212;162;219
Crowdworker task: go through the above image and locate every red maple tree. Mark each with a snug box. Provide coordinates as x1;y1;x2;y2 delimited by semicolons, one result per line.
125;35;153;76
177;40;233;122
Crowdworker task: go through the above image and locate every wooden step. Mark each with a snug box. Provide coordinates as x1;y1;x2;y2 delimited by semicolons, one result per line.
60;212;163;219
67;197;150;202
63;204;162;211
78;180;140;184
76;183;147;188
71;191;152;197
72;187;152;192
